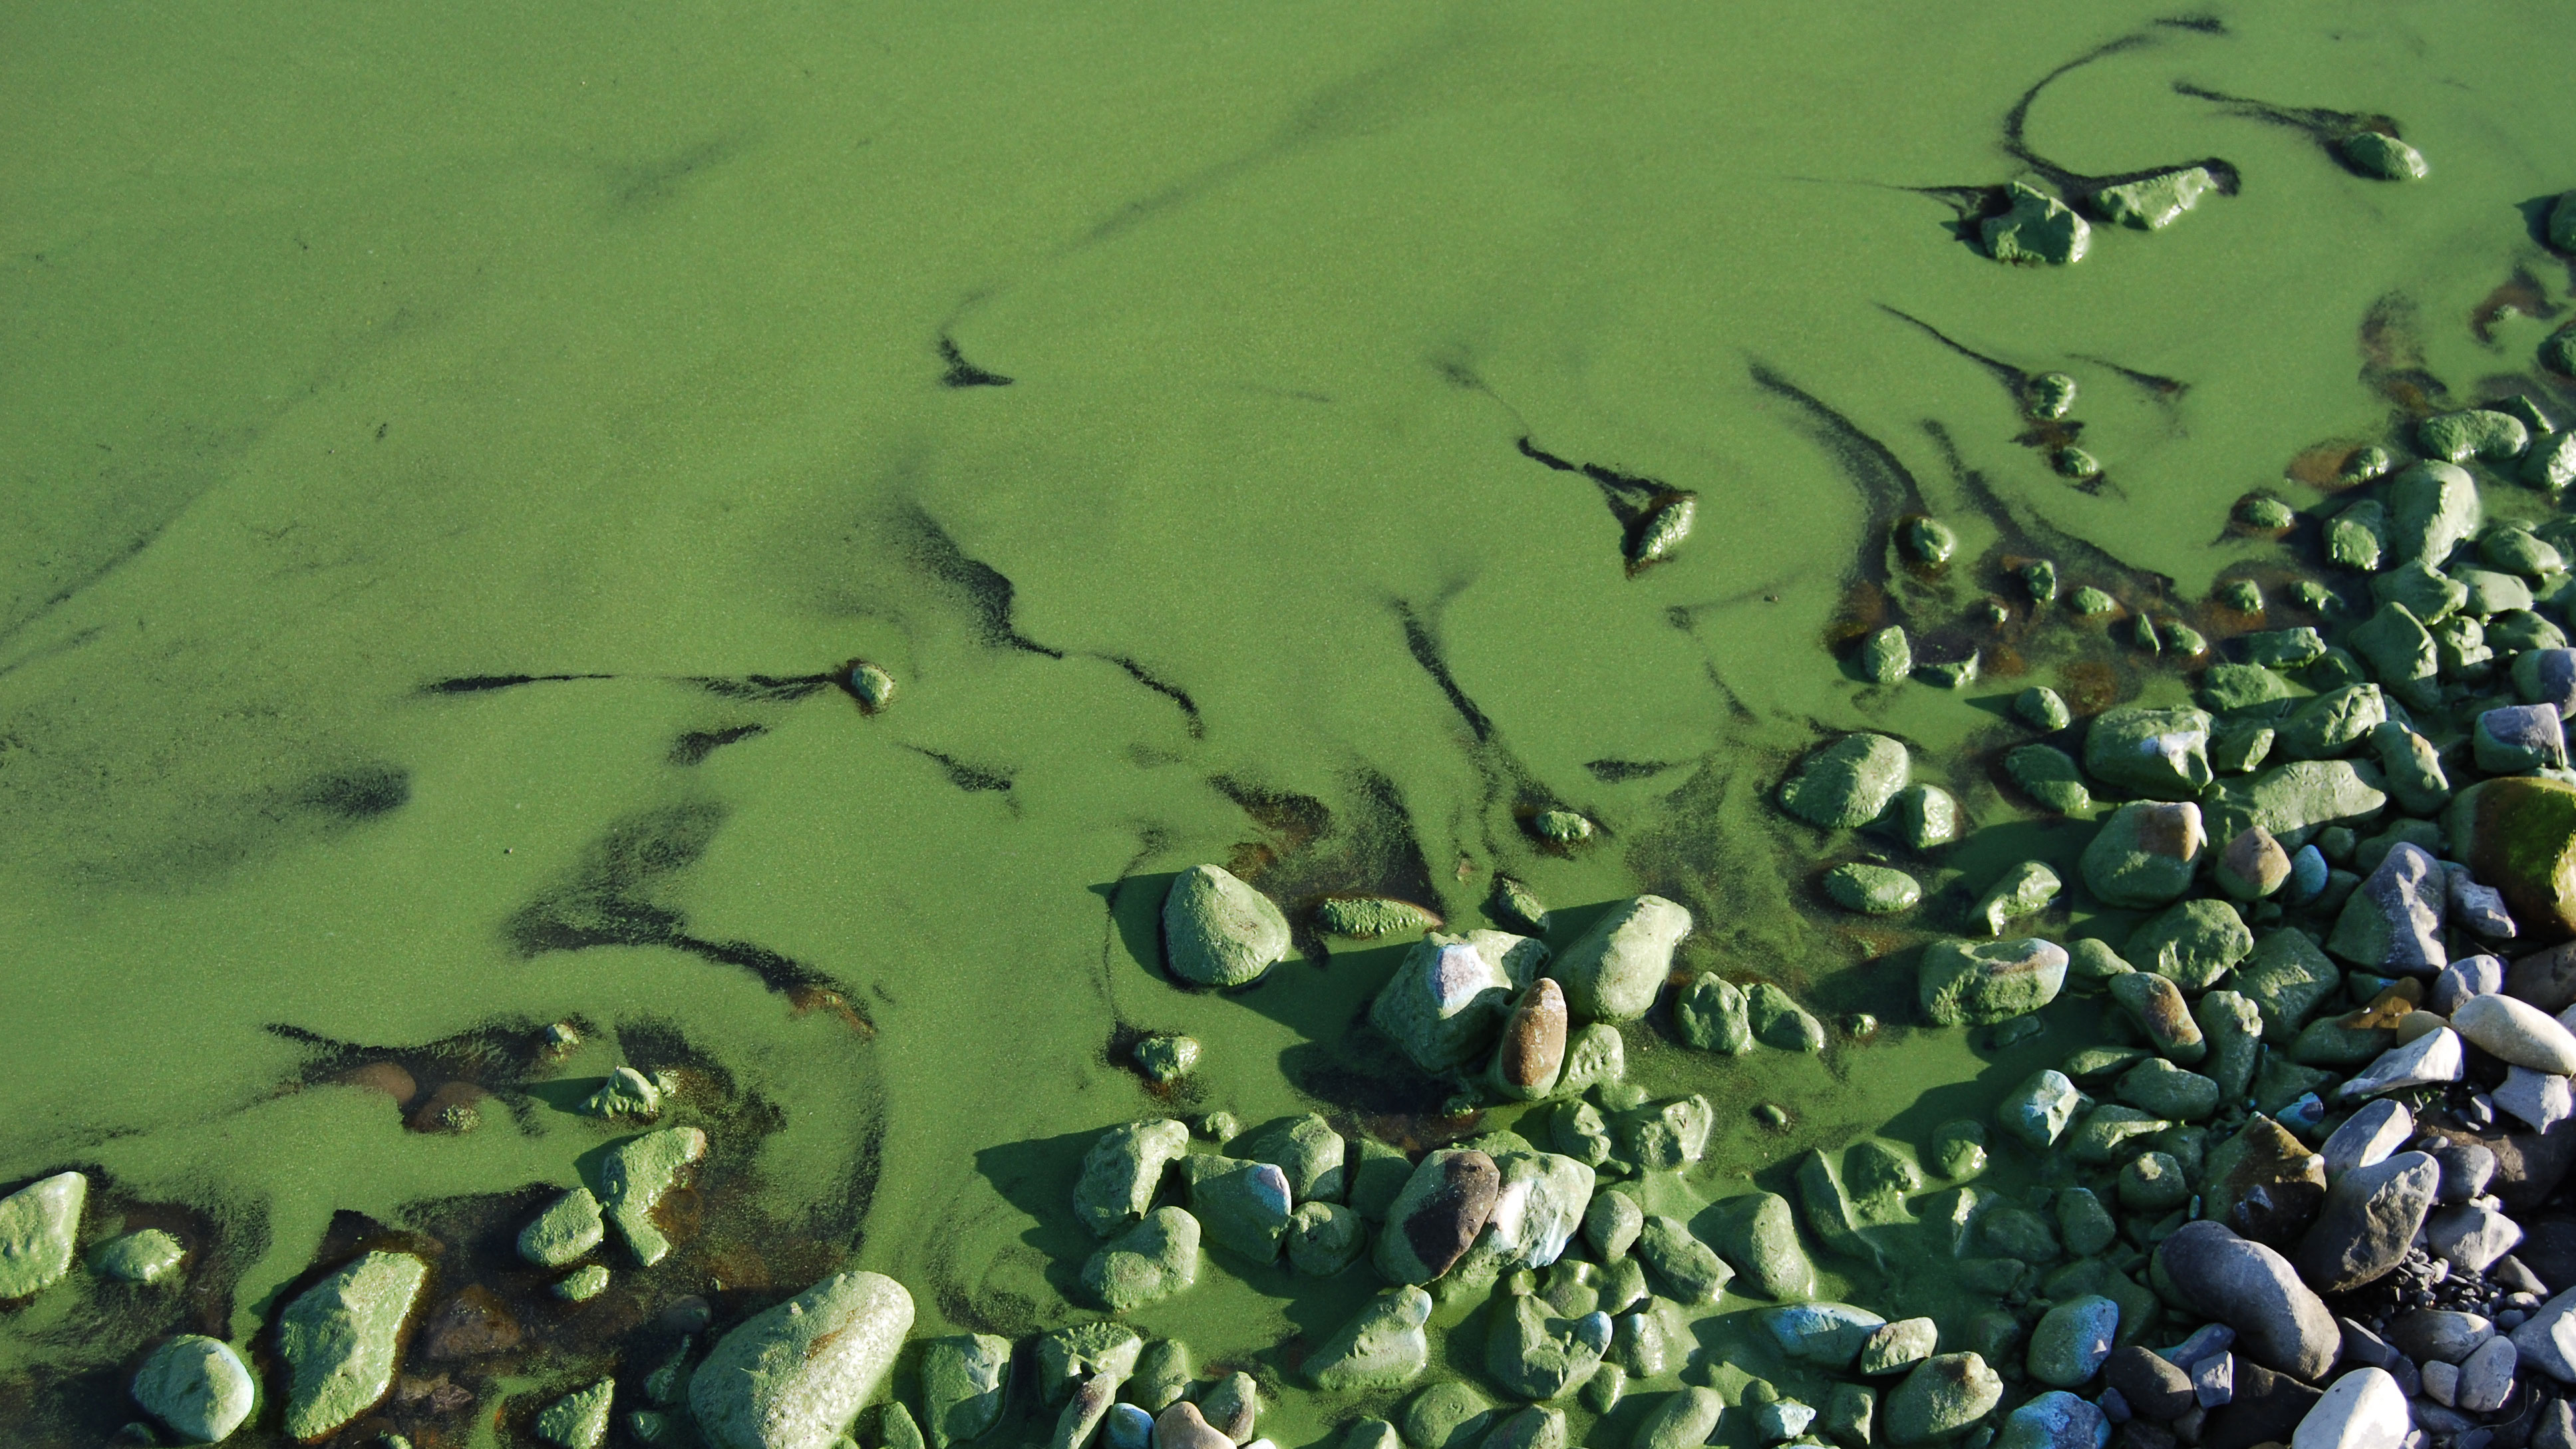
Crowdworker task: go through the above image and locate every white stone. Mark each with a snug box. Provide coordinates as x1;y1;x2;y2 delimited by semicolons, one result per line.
2458;1335;2516;1413
2340;1030;2464;1100
2291;1368;2408;1449
2456;996;2576;1073
2428;1204;2523;1275
2497;1067;2575;1133
2321;1100;2412;1180
2509;1287;2576;1382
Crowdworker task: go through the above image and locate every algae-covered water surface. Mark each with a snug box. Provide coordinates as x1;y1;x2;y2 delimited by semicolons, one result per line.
9;3;2576;1447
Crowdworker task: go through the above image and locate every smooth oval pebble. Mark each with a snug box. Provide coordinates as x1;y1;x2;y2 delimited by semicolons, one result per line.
2452;995;2576;1073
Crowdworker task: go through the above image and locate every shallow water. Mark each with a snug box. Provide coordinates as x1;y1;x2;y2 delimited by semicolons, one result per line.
5;1;2575;1444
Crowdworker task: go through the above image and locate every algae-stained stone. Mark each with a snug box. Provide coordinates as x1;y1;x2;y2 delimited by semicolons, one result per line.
94;1227;184;1285
2117;1059;2221;1120
1073;1119;1190;1237
1975;861;2061;935
1375;1148;1499;1284
2205;1115;2327;1245
2278;685;2386;761
1901;515;1959;565
2008;744;2092;814
1035;1323;1142;1404
2243;629;2329;671
1402;1380;1496;1449
1636;1214;1732;1303
1371;935;1513;1072
2205;760;2389;847
0;1170;85;1300
2326;842;2448;971
130;1334;255;1445
2197;989;2263;1100
2487;522;2566;577
1999;1070;2086;1150
2448;776;2576;939
1985;183;2091;263
1885;1354;2004;1444
1826;863;1921;915
1082;1208;1200;1313
2082;802;2207;909
1317;896;1441;939
1919;938;2069;1026
1619;1096;1714;1171
1931;1120;1987;1179
923;1334;1013;1448
2478;703;2569;773
601;1126;707;1267
1556;1023;1626;1098
2460;566;2536;618
1162;864;1291;987
1551;896;1692;1022
2096;167;2213;229
2370;560;2467;626
2370;724;2451;817
1182;1156;1293;1262
2213;721;2277;776
1132;1035;1198;1085
555;1265;609;1301
540;1378;617;1449
2342;130;2428;180
1780;734;1911;828
2086;705;2213;800
691;1271;913;1449
1903;784;1964;848
1487;1291;1612;1399
2389;462;2483;565
2527;432;2576;492
2421;410;2531;466
1861;626;1913;685
520;1187;607;1268
1306;1286;1434;1390
581;1065;662;1119
1710;1192;1818;1301
276;1249;429;1440
1748;983;1826;1051
2126;899;2253;992
2327;502;2388;571
1285;1200;1365;1275
1673;972;1754;1053
2018;687;2074;732
1243;1114;1347;1203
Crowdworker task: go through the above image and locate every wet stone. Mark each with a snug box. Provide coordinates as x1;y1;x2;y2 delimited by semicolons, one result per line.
1162;865;1292;987
2010;744;2094;814
1491;876;1551;935
1673;972;1753;1053
1533;809;1595;846
2390;461;2484;564
2020;686;2074;732
2086;802;2209;909
1243;1113;1346;1202
92;1228;184;1285
2089;706;2215;801
2478;703;2570;774
1401;1381;1495;1449
1901;515;1959;565
277;1249;430;1440
2328;503;2387;571
130;1335;255;1445
1921;937;2070;1026
1769;1301;1889;1367
1082;1206;1200;1311
1999;1069;2087;1149
1184;1156;1293;1262
2239;496;2295;531
1316;896;1440;938
2373;560;2468;625
1076;1120;1190;1237
521;1186;607;1267
602;1126;708;1267
2098;167;2215;229
1903;784;1964;848
1555;897;1690;1023
555;1264;609;1301
2342;130;2428;180
0;1171;86;1300
1826;862;1921;915
539;1379;616;1449
2325;842;2446;973
1371;933;1522;1072
2526;432;2576;493
1885;1354;2005;1444
1863;626;1913;685
2058;446;2104;481
1986;182;2092;263
2422;409;2531;466
1748;983;1826;1051
1861;1319;1941;1376
2128;899;2253;993
1712;1192;1819;1301
1133;1035;1199;1084
1488;1292;1612;1399
1976;860;2062;935
1780;734;1911;829
2024;560;2061;603
1375;1148;1499;1283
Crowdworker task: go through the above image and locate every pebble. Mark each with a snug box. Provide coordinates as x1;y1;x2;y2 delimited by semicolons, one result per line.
130;1335;256;1444
277;1249;430;1440
1903;784;1963;848
2155;1221;2339;1380
1780;734;1912;828
2508;1288;2576;1380
1632;1387;1724;1449
554;1264;609;1301
1748;983;1826;1051
1134;1035;1200;1084
1920;937;2070;1026
2129;898;2253;992
1884;1353;2005;1444
1105;1404;1154;1449
1552;896;1692;1022
1712;1192;1820;1301
0;1171;86;1299
2295;1152;2440;1294
2327;843;2448;973
1492;981;1570;1100
2110;1345;2195;1420
2454;994;2576;1072
2478;704;2571;774
1863;627;1913;685
1158;1402;1236;1449
2020;687;2074;731
2457;1335;2517;1412
2027;1294;2120;1387
1184;1156;1294;1262
1861;1318;1941;1375
1768;1302;1891;1367
2289;1367;2408;1449
2110;971;2205;1062
1306;1286;1434;1390
2427;1203;2523;1275
1161;864;1293;987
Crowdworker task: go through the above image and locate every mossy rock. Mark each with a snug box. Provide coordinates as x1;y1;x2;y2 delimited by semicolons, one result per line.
2448;776;2576;940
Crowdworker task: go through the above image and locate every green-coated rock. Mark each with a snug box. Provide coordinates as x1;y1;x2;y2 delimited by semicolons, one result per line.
2420;409;2529;466
130;1335;255;1444
2213;720;2277;775
2235;929;2342;1043
2070;585;2116;616
1985;183;2090;263
2117;1058;2221;1120
2096;167;2213;229
2126;898;2252;992
1243;1112;1346;1202
2069;1105;2170;1165
2447;776;2576;938
1973;860;2060;935
1919;938;2068;1026
1635;1213;1731;1303
1931;1120;1988;1180
1307;1286;1433;1390
2548;328;2576;377
1285;1200;1365;1275
1748;983;1825;1051
93;1228;184;1285
1402;1380;1496;1449
2349;603;2440;707
1035;1323;1142;1404
1490;876;1551;935
1632;1386;1725;1449
1619;1095;1712;1170
1899;516;1958;566
1861;626;1912;685
1884;1354;2003;1444
1182;1155;1293;1262
923;1335;1013;1448
2068;937;2134;986
2023;560;2060;603
1132;1035;1198;1084
2026;374;2077;420
1074;1119;1189;1237
1673;972;1753;1053
1551;895;1692;1022
2085;705;2213;800
2277;685;2386;760
2107;971;2203;1062
2327;502;2386;571
2017;687;2072;732
2370;723;2451;816
2527;432;2576;492
1780;734;1910;828
2553;190;2576;252
1370;931;1537;1072
2388;461;2482;564
520;1187;607;1268
1316;896;1441;938
689;1271;914;1449
2196;989;2263;1100
1998;1070;2086;1150
1532;809;1595;846
2458;565;2535;616
1710;1192;1818;1301
1557;1023;1626;1098
1082;1207;1200;1312
581;1065;661;1119
0;1171;84;1300
555;1264;610;1301
601;1126;708;1267
1487;1291;1611;1399
2007;744;2092;814
275;1249;428;1440
2081;801;2206;908
1902;784;1963;848
2205;759;2390;846
2485;522;2566;577
1825;862;1919;914
2371;560;2467;625
540;1379;617;1449
1162;864;1291;987
1125;1339;1190;1412
2205;661;2301;709
2341;130;2428;180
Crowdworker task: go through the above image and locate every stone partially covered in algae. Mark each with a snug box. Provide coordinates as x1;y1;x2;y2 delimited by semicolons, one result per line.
276;1249;428;1440
601;1126;709;1266
1161;864;1291;987
0;1171;86;1299
2095;167;2214;229
691;1271;914;1449
1983;184;2090;264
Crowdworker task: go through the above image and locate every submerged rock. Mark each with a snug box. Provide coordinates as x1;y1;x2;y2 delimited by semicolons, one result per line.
277;1249;430;1440
1985;184;2092;264
93;1227;185;1285
1162;865;1292;987
539;1379;617;1449
2341;131;2428;181
130;1335;255;1445
1317;896;1441;939
691;1271;913;1449
0;1171;85;1299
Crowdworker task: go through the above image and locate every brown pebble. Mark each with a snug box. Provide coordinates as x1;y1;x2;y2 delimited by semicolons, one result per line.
420;1285;522;1359
2219;826;2292;900
2135;802;2207;862
333;1061;418;1108
1496;979;1568;1092
1400;1149;1500;1280
2346;979;2422;1030
1154;1401;1235;1449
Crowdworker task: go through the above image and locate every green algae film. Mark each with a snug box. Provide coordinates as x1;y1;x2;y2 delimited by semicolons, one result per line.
4;0;2576;1444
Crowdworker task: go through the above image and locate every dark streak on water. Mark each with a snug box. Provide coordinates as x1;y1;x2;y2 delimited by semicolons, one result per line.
905;745;1017;794
889;503;1064;658
1101;653;1206;738
937;334;1015;389
669;724;768;766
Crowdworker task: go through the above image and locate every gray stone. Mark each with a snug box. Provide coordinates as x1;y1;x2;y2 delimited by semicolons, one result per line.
1861;1318;1941;1375
1995;1392;2109;1449
2029;1295;2121;1387
2427;1203;2522;1275
2456;993;2576;1071
2290;1367;2407;1449
2295;1152;2439;1294
1767;1301;1889;1367
2339;1028;2464;1099
1162;864;1291;987
2320;1099;2412;1180
130;1335;255;1445
2458;1334;2517;1412
2110;972;2205;1064
2153;1221;2338;1380
2480;704;2571;774
1552;897;1692;1023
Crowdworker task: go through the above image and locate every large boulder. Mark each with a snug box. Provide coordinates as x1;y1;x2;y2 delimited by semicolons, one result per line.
1551;897;1692;1022
2153;1221;2339;1380
2449;777;2576;943
1162;865;1292;987
691;1271;915;1449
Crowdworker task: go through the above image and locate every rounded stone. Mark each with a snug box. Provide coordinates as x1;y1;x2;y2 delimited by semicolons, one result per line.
1494;979;1569;1098
2342;131;2428;181
690;1271;915;1449
1161;865;1291;987
2025;1296;2118;1388
93;1229;186;1285
130;1335;255;1444
1374;1148;1500;1284
1826;863;1921;915
1550;896;1692;1023
1884;1353;2004;1444
1780;734;1911;829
